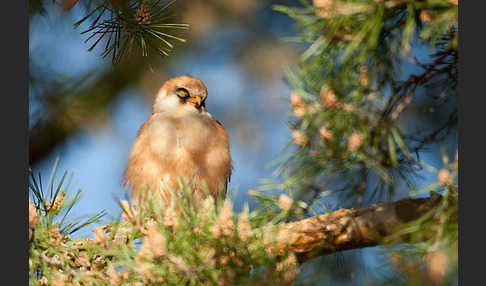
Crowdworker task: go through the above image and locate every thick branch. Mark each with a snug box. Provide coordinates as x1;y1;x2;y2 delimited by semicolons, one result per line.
272;195;445;263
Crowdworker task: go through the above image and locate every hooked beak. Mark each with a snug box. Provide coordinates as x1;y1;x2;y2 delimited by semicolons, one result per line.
187;95;203;108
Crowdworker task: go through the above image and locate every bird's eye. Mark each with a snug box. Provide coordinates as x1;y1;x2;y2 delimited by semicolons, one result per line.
176;88;190;99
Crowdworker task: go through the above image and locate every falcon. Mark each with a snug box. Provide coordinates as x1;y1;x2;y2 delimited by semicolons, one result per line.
123;75;232;210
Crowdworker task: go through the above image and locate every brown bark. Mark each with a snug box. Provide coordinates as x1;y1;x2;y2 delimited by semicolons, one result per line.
270;195;446;263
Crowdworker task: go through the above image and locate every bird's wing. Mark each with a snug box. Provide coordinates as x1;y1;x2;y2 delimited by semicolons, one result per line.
208;115;232;187
136;118;153;137
123;117;154;187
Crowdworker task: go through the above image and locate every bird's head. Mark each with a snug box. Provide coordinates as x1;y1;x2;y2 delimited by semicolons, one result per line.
153;75;208;114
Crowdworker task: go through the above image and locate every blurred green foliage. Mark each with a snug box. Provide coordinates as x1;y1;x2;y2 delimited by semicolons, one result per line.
28;0;458;285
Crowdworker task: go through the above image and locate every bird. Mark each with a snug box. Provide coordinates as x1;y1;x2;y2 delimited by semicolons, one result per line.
123;75;232;210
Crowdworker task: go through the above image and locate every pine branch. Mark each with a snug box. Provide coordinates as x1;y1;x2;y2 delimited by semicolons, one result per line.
383;47;456;120
270;194;446;263
30;161;456;284
73;0;188;65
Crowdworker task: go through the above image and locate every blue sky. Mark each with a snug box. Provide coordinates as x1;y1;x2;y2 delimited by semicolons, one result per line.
30;3;295;237
29;1;453;245
28;3;458;285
